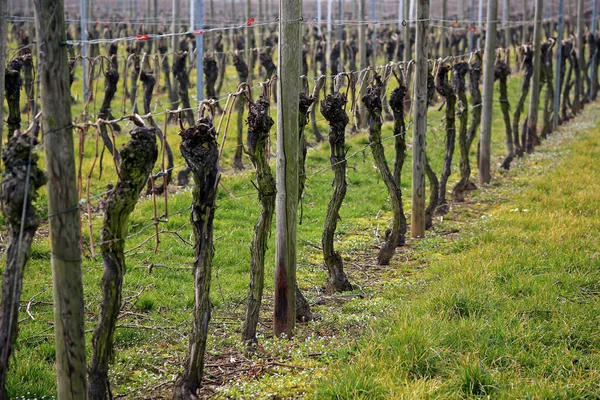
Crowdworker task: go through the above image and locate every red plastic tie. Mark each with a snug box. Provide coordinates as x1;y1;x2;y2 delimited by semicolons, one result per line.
246;17;255;26
137;34;150;41
193;29;205;35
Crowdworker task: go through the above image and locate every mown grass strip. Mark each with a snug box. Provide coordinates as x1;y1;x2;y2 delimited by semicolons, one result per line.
315;107;600;399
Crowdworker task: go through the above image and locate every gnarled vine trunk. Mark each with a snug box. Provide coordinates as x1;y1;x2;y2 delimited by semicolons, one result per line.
140;69;174;195
173;51;195;127
233;54;249;170
434;62;456;214
5;59;22;135
172;117;219;399
451;61;470;201
513;45;533;157
242;97;275;344
0;134;46;398
88;126;158;399
495;58;513;170
98;62;120;161
320;92;353;291
362;76;405;266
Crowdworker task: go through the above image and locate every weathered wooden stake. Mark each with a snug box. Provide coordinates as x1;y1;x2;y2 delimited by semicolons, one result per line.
410;0;429;238
478;0;498;185
274;0;301;338
574;0;584;112
34;0;88;395
525;0;544;153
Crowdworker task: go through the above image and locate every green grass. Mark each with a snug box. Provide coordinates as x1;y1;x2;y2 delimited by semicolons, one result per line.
0;33;587;398
315;107;600;399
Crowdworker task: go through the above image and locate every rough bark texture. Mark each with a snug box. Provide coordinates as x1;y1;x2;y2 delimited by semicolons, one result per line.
172;117;219;399
390;81;408;187
295;85;316;322
20;50;34;114
434;63;456;214
98;63;120;161
425;68;439;230
389;76;409;247
310;74;325;142
34;0;89;394
320;92;353;291
451;61;470;201
541;39;555;139
173;51;195;127
242;98;275;344
215;34;227;96
204;54;220;112
362;77;405;265
140;69;174;196
562;40;575;122
5;59;22;135
88;127;158;400
329;41;341;93
298;92;315;205
0;134;46;398
513;45;533;157
233;54;249;170
453;53;481;201
495;58;514;170
128;53;140;115
159;38;179;112
425;157;440;230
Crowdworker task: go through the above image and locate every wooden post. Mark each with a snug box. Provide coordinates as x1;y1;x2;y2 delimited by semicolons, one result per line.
441;0;447;57
477;0;483;48
172;0;180;52
33;0;88;397
503;0;510;58
590;0;598;100
274;0;301;338
575;0;583;112
327;0;332;82
403;0;410;62
337;0;342;71
371;0;376;64
554;0;565;129
469;0;475;50
478;0;498;184
358;0;367;127
80;0;88;102
410;0;429;238
195;0;204;101
317;0;322;36
246;0;253;84
525;0;543;153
